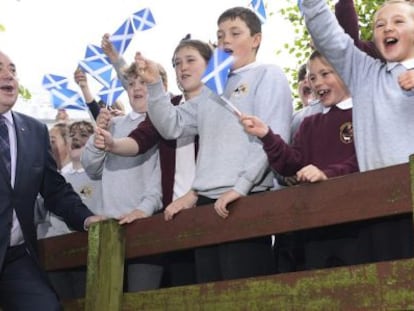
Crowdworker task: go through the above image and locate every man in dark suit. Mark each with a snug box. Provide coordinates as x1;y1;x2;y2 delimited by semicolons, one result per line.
0;50;104;310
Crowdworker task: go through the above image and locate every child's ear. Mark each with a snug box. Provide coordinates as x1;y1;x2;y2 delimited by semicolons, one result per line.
252;33;262;49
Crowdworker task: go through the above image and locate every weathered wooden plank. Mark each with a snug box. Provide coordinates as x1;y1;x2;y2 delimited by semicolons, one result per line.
38;231;88;271
84;219;125;311
61;258;414;311
124;163;411;258
121;258;414;311
38;163;412;271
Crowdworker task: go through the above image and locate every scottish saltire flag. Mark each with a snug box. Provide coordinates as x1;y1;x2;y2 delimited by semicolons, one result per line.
42;74;69;91
201;49;241;116
131;8;156;32
78;60;113;88
98;79;124;107
201;48;234;95
250;0;267;24
84;44;110;64
49;87;87;111
110;18;135;55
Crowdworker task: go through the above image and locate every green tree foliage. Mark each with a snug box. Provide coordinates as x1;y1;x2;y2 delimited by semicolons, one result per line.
277;0;384;109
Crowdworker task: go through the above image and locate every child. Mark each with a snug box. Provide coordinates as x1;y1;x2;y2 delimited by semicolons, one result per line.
241;50;359;269
94;38;214;287
135;7;293;283
81;62;163;292
301;0;414;263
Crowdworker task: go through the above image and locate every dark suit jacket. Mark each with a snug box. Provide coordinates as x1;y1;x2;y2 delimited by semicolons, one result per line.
0;111;93;269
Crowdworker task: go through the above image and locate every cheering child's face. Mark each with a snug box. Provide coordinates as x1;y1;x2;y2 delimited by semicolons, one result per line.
374;1;414;62
308;56;350;107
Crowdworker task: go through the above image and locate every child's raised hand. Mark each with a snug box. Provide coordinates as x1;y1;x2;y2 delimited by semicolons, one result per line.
240;114;269;138
398;70;414;91
94;127;113;151
135;52;160;84
101;33;119;64
96;108;111;130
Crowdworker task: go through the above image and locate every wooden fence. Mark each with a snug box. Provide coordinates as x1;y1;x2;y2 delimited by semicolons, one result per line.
37;156;414;310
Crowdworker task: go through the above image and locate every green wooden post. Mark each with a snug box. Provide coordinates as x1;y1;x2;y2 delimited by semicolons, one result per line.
84;219;125;311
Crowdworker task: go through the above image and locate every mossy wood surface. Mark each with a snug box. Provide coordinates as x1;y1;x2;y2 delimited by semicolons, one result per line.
84;219;125;311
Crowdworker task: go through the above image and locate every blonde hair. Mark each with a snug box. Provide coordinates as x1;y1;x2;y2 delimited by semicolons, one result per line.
374;0;414;21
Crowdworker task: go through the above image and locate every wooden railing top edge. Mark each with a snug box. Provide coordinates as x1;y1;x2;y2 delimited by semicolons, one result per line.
39;162;413;271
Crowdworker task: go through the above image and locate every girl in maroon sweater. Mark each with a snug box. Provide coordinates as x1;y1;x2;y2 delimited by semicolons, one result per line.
241;50;358;184
241;50;360;270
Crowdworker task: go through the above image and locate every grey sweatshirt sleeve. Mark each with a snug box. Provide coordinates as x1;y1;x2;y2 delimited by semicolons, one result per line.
147;79;198;139
80;135;105;180
234;66;293;195
111;56;129;90
301;0;375;92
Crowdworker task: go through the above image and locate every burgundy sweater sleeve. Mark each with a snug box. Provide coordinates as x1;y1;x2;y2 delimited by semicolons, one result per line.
260;128;305;177
128;115;161;154
323;154;359;178
335;0;382;60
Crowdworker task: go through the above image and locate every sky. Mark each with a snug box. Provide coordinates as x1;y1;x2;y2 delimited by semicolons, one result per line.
0;0;297;120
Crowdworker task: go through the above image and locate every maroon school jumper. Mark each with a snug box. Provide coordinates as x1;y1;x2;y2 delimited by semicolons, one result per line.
261;105;358;178
335;0;383;61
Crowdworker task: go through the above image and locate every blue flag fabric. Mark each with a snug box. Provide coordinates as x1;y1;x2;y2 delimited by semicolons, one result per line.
49;87;87;111
132;8;156;32
42;74;69;91
78;60;113;89
201;48;234;96
250;0;267;24
98;79;124;107
111;19;135;55
84;44;110;64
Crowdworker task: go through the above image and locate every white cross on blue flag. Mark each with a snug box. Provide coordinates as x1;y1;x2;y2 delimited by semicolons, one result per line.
201;49;241;116
78;60;113;89
132;8;156;32
42;74;69;91
49;87;87;111
111;19;136;55
250;0;267;24
84;44;110;64
201;48;234;96
98;79;124;108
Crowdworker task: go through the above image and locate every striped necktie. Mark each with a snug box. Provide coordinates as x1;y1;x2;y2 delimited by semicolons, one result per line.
0;115;11;178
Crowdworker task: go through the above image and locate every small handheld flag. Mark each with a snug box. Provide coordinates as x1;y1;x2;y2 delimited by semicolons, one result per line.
49;87;87;111
132;8;156;32
201;48;233;95
250;0;267;24
201;49;241;116
110;19;135;55
84;44;110;64
42;74;69;91
98;79;124;108
78;60;113;89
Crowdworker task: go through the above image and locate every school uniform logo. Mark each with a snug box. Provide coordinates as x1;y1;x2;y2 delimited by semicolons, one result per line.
232;84;248;98
339;122;353;144
80;185;93;199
